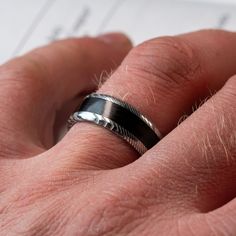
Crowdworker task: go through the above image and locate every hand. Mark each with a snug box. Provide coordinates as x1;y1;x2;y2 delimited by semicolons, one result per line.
1;30;236;236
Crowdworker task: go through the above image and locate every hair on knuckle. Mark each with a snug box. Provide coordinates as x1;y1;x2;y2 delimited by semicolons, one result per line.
223;76;236;101
200;103;236;167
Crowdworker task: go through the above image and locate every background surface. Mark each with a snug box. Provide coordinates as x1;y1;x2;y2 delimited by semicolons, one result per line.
1;0;236;63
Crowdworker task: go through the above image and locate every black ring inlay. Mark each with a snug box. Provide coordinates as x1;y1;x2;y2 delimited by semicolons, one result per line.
79;96;160;149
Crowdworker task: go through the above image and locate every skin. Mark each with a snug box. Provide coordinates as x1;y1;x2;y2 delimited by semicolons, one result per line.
1;30;236;236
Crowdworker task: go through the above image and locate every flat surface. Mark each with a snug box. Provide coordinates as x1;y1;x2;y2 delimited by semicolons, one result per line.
1;0;236;63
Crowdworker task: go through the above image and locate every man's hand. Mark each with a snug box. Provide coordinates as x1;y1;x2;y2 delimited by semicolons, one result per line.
1;30;236;236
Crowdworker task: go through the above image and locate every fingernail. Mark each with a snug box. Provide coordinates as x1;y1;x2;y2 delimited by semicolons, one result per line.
97;32;133;49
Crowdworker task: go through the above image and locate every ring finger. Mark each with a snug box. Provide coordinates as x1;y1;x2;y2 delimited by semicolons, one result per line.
60;29;236;169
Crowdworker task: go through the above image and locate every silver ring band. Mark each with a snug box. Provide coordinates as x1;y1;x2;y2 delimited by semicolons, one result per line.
68;93;162;155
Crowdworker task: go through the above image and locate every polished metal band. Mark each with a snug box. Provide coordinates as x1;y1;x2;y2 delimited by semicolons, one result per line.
68;93;162;155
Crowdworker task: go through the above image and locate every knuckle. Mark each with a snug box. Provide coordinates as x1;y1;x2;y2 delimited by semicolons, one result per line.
200;77;236;167
217;75;236;121
124;36;202;87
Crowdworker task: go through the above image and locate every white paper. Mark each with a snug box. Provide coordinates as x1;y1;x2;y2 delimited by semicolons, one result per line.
1;0;236;64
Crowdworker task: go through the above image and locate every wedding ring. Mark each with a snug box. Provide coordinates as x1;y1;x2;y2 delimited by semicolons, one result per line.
68;93;162;155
